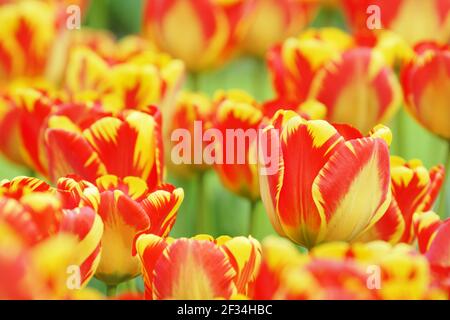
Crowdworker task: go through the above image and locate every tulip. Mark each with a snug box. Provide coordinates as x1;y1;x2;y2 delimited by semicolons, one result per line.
0;176;104;289
0;86;58;175
57;175;184;286
276;258;378;299
310;241;447;299
243;0;315;56
358;156;445;244
252;236;304;300
253;239;446;299
259;110;392;248
45;107;164;188
413;212;450;294
63;36;185;142
267;28;403;133
136;234;261;299
142;0;254;71
167;91;213;177
401;42;450;140
64;36;185;114
212;90;263;202
342;0;450;45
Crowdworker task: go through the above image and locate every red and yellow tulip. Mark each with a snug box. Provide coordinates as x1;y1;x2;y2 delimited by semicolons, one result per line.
57;175;184;285
253;238;447;300
45;107;164;188
213;90;263;201
414;212;450;294
0;86;59;175
358;156;445;244
64;35;185;115
342;0;450;45
168;91;214;177
267;28;403;133
242;0;316;56
0;176;104;291
142;0;254;71
259;110;392;248
401;42;450;140
310;241;447;299
136;234;261;299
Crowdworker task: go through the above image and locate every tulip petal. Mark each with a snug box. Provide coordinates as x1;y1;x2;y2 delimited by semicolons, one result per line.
220;236;262;295
92;190;150;284
60;206;103;287
139;185;184;239
46;128;106;183
136;234;168;300
82;111;162;189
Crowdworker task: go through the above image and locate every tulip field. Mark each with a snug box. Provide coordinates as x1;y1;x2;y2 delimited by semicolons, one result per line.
0;0;449;301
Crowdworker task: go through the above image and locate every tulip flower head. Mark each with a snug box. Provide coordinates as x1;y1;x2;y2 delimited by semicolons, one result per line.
45;107;164;187
136;234;261;299
342;0;450;45
243;0;316;56
0;176;104;294
143;0;255;71
401;42;450;140
359;157;445;244
267;28;403;133
259;110;392;248
212;90;264;201
57;175;184;285
414;212;450;294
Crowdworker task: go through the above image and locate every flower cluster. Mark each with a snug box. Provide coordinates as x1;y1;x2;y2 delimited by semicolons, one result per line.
0;0;449;301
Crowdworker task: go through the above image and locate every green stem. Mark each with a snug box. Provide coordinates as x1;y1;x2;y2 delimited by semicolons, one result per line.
106;284;117;297
190;72;200;92
196;171;207;234
437;141;450;217
127;279;137;292
253;57;266;101
248;200;258;236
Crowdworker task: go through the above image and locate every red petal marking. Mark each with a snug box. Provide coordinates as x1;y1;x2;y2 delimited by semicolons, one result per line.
46;129;105;183
366;198;405;243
